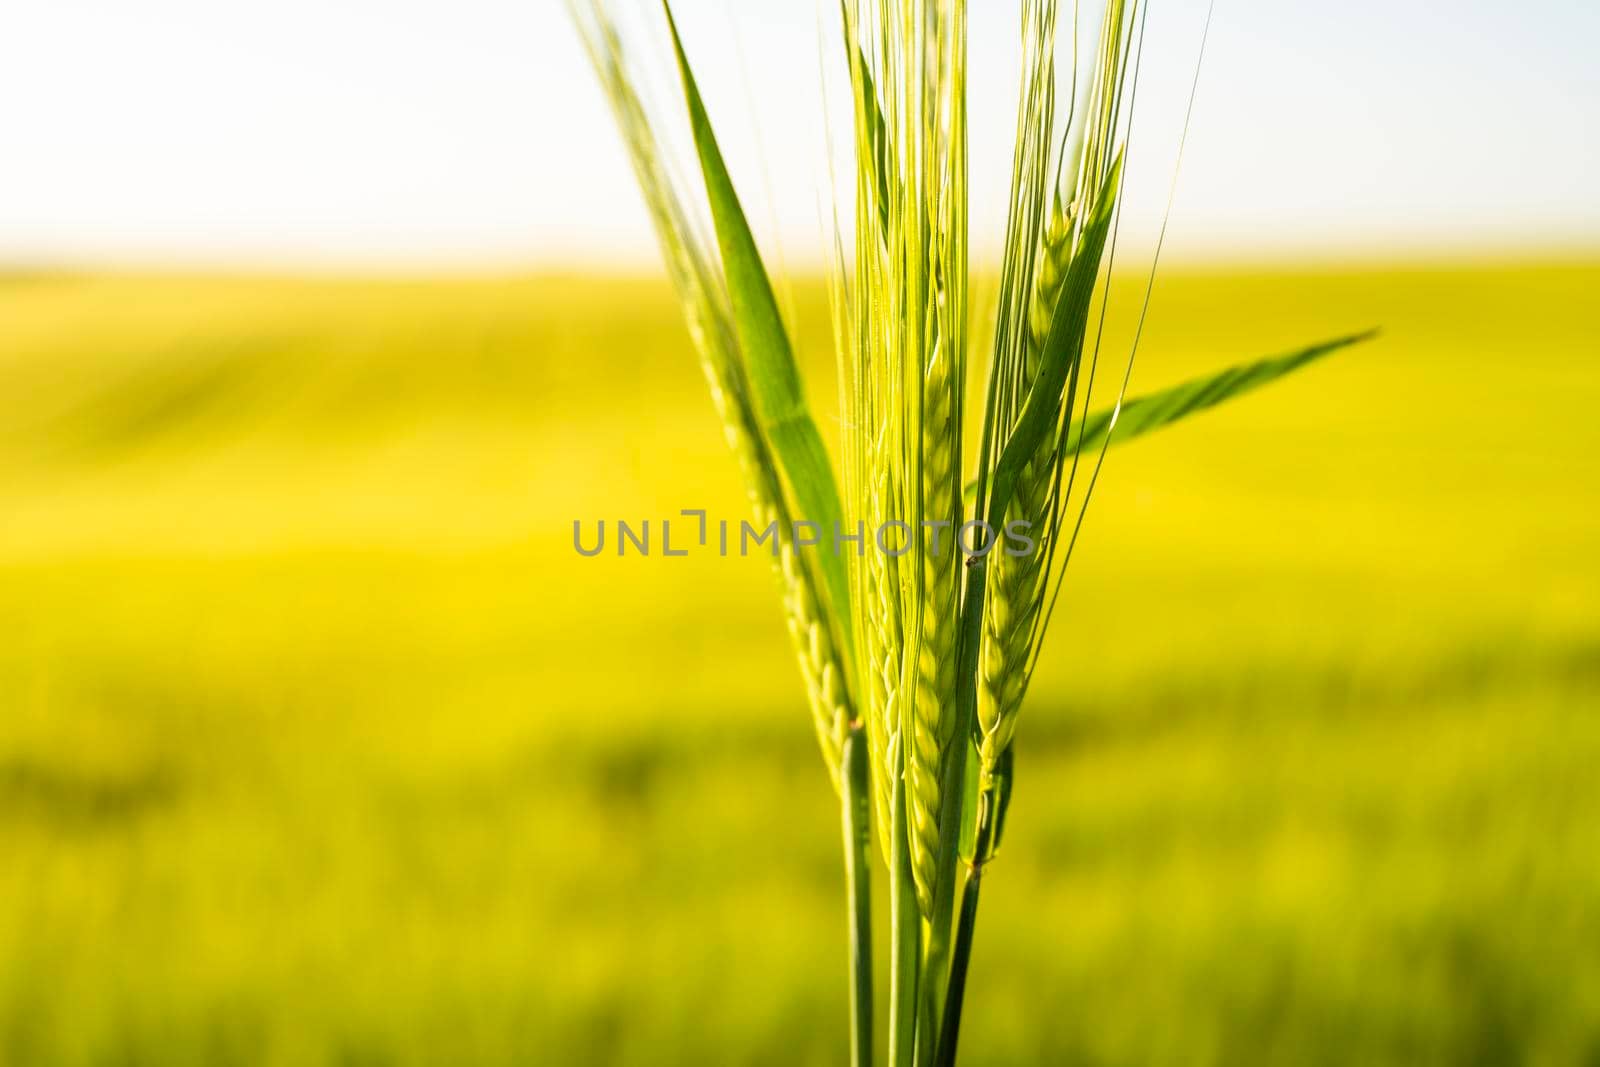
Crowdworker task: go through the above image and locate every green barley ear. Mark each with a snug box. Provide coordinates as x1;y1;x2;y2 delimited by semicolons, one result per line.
907;1;970;921
835;0;903;871
832;0;969;917
569;1;854;781
974;0;1133;789
973;0;1378;799
909;325;962;918
972;0;1072;783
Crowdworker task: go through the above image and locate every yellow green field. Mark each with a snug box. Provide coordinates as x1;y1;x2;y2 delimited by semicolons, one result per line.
2;261;1598;1064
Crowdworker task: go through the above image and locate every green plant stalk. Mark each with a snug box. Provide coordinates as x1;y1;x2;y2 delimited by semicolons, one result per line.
889;763;920;1067
935;746;1008;1067
933;864;982;1067
840;725;874;1067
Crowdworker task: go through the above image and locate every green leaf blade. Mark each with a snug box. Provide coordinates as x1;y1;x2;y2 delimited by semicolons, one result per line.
1065;329;1379;455
962;329;1378;504
663;3;853;647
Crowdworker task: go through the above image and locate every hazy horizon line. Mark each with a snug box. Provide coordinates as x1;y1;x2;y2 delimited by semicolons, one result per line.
4;240;1597;282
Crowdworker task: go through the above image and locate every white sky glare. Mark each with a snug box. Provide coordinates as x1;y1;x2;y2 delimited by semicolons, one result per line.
0;0;1595;269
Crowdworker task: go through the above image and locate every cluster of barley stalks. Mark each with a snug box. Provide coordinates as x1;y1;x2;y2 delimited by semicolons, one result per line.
570;1;1371;1063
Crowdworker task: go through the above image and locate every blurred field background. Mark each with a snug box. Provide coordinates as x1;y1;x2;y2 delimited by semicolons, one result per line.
1;259;1596;1064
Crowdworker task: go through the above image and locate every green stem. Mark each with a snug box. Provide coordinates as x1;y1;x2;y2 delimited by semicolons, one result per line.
889;763;920;1067
934;864;982;1067
916;979;936;1066
841;725;874;1067
937;745;1010;1067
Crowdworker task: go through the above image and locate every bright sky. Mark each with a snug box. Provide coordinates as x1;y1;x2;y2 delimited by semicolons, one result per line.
1;0;1595;269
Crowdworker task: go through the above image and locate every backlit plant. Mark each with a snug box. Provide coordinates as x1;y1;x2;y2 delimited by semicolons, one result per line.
570;2;1372;1063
